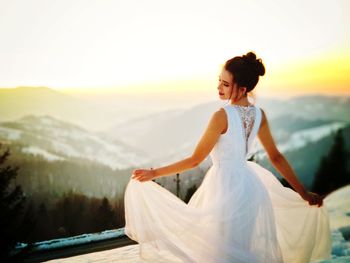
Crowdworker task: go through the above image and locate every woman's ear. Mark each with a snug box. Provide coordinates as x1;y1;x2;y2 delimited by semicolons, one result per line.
240;86;247;96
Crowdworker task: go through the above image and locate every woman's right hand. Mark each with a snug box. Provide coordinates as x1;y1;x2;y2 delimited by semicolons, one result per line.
299;190;324;207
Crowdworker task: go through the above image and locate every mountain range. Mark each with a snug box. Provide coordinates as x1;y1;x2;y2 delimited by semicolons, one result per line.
0;87;349;204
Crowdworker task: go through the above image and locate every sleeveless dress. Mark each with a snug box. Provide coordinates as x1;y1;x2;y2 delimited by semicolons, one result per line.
123;104;332;263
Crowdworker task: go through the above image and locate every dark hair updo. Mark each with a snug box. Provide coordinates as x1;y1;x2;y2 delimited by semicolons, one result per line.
224;51;265;93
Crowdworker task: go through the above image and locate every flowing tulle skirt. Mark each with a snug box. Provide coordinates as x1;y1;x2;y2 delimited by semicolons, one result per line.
124;161;332;263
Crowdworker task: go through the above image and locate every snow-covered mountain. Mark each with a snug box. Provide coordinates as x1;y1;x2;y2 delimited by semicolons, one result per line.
256;94;350;122
0;115;151;170
103;101;222;164
0;87;97;130
256;121;348;160
0;87;165;131
101;108;186;146
0;93;348;202
278;122;347;152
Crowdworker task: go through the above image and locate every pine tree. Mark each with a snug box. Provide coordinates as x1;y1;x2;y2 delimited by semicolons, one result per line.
18;200;37;243
0;145;26;260
35;202;50;241
94;197;115;231
184;184;198;204
312;129;350;195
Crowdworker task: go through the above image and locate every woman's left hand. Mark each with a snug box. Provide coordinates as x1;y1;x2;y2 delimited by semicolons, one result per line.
299;190;324;207
131;168;156;182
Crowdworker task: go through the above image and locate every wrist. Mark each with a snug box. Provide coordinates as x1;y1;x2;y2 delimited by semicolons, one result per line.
297;187;307;195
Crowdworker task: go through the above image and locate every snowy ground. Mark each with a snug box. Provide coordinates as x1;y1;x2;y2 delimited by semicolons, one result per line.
316;185;350;263
44;185;350;263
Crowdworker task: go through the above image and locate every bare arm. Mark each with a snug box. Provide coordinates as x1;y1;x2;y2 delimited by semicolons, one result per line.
257;109;307;193
257;109;323;207
132;108;227;181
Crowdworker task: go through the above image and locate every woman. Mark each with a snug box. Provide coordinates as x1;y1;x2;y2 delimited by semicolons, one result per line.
124;52;332;263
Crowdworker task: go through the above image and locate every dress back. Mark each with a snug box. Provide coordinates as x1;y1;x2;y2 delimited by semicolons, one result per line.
210;104;262;167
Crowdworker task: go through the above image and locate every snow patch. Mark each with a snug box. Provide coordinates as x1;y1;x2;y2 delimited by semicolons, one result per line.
39;116;56;126
255;122;347;160
317;185;350;262
22;146;65;161
0;127;22;140
279;122;347;152
14;228;125;252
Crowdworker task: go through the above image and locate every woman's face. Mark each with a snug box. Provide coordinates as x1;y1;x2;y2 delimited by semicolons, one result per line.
217;68;246;101
217;68;235;100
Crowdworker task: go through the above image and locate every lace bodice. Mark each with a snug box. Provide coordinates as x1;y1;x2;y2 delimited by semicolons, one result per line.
233;105;256;147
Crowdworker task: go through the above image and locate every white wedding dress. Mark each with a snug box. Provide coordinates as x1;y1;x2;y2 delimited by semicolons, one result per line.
124;104;332;263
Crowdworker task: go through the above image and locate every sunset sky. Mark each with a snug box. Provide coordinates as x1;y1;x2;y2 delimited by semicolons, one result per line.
0;0;349;98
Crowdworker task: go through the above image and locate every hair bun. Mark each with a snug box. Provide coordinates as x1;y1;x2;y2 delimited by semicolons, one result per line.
244;52;257;61
243;52;265;76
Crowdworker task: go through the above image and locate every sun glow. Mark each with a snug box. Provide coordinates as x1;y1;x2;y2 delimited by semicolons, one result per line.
0;0;349;97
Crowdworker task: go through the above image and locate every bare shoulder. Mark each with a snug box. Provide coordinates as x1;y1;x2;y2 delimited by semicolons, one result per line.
259;107;267;127
210;107;227;120
216;107;227;118
208;108;227;133
218;107;229;122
